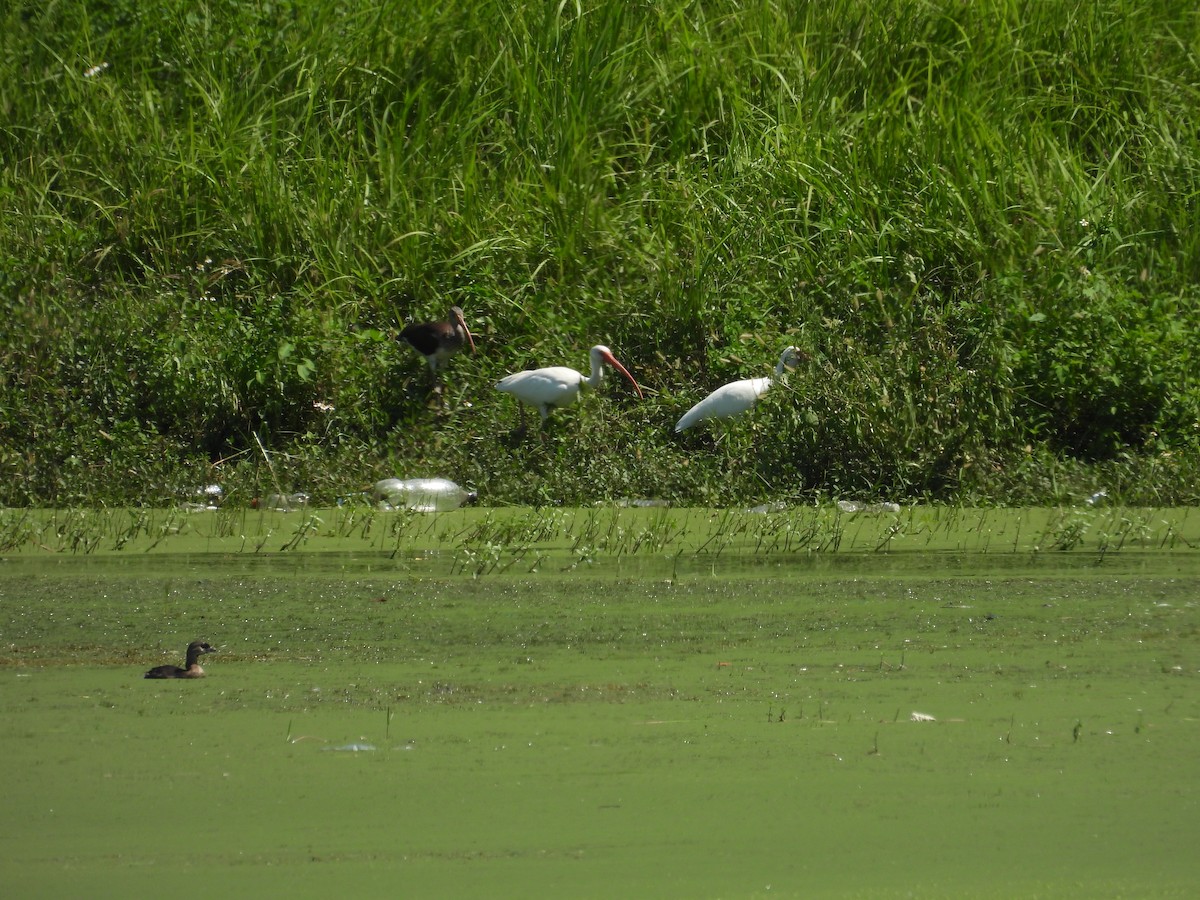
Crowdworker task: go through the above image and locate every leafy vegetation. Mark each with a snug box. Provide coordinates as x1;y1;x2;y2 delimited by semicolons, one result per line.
2;0;1197;506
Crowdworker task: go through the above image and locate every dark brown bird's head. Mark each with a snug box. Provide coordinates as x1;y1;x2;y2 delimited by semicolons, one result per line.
184;640;216;664
449;306;476;354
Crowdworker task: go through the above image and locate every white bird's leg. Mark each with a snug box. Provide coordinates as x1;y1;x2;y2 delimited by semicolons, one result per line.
510;399;528;439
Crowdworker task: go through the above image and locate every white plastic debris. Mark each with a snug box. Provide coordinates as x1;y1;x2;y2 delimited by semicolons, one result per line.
748;501;789;514
253;492;310;512
181;483;223;510
372;478;478;512
837;500;901;515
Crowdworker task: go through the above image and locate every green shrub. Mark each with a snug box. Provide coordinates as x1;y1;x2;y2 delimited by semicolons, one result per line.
2;0;1197;505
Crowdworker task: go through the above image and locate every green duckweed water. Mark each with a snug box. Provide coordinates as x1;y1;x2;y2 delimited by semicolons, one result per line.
1;506;1198;897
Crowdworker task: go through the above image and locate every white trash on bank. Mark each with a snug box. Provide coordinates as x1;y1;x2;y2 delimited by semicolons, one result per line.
252;492;311;512
372;478;478;512
180;483;223;510
748;501;789;514
837;500;901;515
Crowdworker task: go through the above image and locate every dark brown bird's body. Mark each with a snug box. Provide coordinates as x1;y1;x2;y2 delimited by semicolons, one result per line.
399;306;476;373
144;640;215;679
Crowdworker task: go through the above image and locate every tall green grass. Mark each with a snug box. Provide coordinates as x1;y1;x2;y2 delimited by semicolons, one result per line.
2;0;1197;505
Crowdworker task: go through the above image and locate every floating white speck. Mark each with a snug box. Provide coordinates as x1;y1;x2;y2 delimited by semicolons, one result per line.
910;711;936;722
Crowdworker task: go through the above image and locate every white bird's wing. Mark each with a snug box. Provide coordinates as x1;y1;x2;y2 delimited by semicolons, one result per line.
675;376;772;432
496;367;584;407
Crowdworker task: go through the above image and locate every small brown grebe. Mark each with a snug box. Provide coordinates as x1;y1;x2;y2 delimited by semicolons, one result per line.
144;640;215;679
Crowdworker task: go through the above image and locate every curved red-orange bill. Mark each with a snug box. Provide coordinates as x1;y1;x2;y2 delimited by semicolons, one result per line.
453;309;477;353
600;350;643;398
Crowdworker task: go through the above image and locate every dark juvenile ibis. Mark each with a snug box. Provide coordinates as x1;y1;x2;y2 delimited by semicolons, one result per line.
399;306;476;373
144;640;215;679
495;345;643;426
675;346;802;432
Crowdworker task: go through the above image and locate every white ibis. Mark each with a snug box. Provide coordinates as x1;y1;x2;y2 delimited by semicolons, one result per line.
675;346;802;432
495;345;643;426
399;306;476;373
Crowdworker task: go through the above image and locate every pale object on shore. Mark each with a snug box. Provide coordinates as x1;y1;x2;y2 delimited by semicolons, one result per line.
253;492;310;512
180;483;223;510
373;478;478;512
837;500;901;515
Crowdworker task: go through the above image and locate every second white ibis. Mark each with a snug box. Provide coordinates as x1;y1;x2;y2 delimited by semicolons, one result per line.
495;344;643;426
675;346;802;432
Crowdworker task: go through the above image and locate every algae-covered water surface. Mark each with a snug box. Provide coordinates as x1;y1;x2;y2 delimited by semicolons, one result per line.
1;506;1198;898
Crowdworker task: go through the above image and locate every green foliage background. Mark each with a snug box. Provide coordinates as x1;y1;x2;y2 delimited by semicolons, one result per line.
2;0;1197;506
